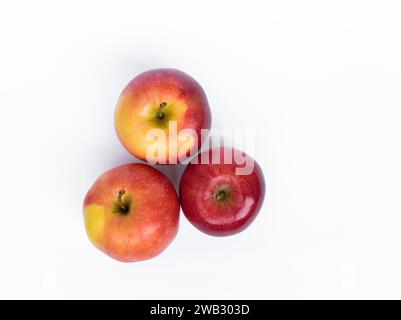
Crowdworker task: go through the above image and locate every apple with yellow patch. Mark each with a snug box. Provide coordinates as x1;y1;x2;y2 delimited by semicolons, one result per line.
83;163;179;262
115;68;211;164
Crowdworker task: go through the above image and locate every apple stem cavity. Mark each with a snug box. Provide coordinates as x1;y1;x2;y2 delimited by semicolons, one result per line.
213;186;232;204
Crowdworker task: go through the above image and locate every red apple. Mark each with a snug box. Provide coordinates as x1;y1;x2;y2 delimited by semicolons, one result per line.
83;163;179;262
114;68;211;164
179;147;265;236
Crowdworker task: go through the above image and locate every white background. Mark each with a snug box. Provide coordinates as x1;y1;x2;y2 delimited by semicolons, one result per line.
1;0;401;299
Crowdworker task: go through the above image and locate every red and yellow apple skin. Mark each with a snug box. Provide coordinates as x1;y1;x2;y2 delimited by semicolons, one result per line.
83;163;179;262
179;147;265;236
115;68;211;164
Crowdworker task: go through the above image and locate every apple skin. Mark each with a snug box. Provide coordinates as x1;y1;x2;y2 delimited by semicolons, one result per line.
115;68;211;164
83;163;179;262
179;147;265;236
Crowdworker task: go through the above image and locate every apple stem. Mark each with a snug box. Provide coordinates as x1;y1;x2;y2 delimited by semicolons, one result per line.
156;102;167;120
117;189;125;200
117;189;128;210
215;190;226;201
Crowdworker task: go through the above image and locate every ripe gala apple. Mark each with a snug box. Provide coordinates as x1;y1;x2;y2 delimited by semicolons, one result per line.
83;163;179;262
114;68;211;164
179;147;265;236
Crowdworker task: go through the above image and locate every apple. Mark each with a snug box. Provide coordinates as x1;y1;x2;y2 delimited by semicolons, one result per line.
83;163;179;262
114;68;211;164
179;147;265;236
